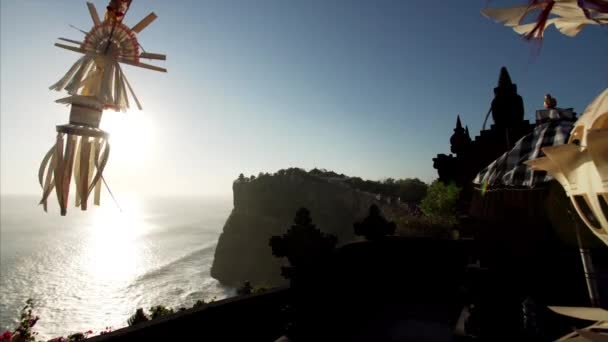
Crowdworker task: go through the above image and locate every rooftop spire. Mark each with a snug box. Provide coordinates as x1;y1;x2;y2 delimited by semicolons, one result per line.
498;66;513;88
451;115;470;155
456;115;463;130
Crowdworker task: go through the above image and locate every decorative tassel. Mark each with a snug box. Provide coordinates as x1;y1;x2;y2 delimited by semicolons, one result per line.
65;57;96;95
59;135;77;215
79;138;92;211
49;56;89;91
118;64;142;110
578;0;608;21
524;0;556;40
73;138;82;207
39;132;111;214
93;139;103;206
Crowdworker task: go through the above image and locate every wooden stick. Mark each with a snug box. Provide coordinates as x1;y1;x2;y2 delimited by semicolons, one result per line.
574;217;601;307
93;139;102;206
80;138;91;211
54;43;87;54
131;12;157;33
58;37;85;46
87;139;96;203
74;137;82;207
87;2;101;26
61;135;77;215
139;52;167;61
118;57;167;72
53;134;65;215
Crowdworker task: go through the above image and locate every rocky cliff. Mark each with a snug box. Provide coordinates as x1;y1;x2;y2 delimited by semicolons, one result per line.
210;168;388;287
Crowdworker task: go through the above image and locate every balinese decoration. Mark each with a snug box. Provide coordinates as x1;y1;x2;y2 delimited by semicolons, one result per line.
527;89;608;246
39;1;166;215
548;306;608;340
474;108;576;189
481;0;608;40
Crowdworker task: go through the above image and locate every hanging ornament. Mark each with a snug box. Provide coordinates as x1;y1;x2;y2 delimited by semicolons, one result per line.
481;0;608;40
39;1;166;215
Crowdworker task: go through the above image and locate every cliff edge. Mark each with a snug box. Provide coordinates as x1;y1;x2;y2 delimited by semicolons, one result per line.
210;168;387;287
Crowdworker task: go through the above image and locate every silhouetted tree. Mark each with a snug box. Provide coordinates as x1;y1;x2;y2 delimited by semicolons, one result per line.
237;173;245;182
395;178;428;203
354;204;396;240
127;308;149;326
269;208;337;280
384;178;395;185
237;281;253;295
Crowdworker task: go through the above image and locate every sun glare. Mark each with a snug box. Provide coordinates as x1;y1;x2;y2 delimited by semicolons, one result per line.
99;110;156;164
84;194;151;283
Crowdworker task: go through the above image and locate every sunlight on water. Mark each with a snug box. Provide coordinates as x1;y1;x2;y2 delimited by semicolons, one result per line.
0;195;233;340
84;194;148;283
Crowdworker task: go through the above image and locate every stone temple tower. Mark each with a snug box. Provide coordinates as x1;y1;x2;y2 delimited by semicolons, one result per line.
450;115;472;155
433;67;534;187
491;67;525;128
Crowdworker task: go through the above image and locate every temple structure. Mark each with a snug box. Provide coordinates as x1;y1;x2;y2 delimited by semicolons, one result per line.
433;67;535;188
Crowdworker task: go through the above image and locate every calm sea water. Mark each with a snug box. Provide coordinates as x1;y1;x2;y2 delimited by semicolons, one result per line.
0;195;234;340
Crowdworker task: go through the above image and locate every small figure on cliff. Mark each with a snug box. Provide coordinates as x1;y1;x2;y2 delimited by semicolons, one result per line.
354;204;396;241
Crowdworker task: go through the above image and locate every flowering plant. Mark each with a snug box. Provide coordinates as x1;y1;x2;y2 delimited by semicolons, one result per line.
2;300;96;342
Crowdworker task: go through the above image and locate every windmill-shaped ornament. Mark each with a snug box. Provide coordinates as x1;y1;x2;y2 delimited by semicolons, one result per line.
39;0;166;215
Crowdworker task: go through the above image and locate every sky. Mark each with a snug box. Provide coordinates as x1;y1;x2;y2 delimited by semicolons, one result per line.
1;0;607;197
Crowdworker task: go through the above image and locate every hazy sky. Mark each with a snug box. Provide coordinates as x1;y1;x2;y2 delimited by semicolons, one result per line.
1;0;607;197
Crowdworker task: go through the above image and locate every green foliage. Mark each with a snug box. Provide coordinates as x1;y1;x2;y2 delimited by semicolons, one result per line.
149;305;174;320
127;305;178;326
420;181;461;224
9;299;39;342
233;168;428;204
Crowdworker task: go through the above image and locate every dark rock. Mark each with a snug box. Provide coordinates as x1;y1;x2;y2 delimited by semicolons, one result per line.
210;169;386;287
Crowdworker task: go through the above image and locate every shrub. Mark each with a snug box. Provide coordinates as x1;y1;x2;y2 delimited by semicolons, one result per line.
420;181;461;224
149;305;174;320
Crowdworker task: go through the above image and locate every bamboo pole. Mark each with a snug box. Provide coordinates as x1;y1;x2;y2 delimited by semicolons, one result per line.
572;208;601;307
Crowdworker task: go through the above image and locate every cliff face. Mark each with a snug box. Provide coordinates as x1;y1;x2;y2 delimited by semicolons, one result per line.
210;170;384;287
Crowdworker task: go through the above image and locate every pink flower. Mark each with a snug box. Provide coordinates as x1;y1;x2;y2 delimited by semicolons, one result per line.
85;330;93;335
0;330;12;342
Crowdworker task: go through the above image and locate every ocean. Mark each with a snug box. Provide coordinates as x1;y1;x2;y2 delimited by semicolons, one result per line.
0;195;234;340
